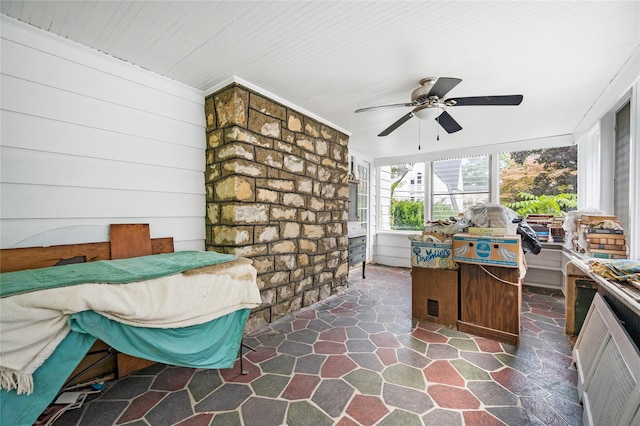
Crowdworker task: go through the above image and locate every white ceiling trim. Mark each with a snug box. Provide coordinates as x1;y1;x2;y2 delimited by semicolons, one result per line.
573;46;640;139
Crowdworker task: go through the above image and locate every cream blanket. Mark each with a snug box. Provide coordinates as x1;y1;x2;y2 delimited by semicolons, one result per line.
0;257;261;395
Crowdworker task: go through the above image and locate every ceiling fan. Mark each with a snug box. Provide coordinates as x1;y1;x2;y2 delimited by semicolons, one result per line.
355;77;523;137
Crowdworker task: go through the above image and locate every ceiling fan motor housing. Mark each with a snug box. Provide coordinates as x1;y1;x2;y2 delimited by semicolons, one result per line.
411;78;437;103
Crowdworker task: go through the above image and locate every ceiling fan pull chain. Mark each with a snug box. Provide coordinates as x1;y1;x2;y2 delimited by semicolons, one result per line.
436;115;440;141
418;120;421;150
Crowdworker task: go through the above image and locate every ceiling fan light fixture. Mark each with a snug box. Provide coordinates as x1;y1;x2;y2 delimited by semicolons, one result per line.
414;106;442;120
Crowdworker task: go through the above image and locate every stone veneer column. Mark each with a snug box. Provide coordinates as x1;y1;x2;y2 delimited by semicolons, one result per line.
204;83;350;332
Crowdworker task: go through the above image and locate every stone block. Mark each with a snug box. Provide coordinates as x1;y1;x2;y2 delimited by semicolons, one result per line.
271;296;302;322
306;163;317;179
287;112;303;132
338;236;349;249
337;133;349;147
303;288;320;307
299;239;317;254
283;193;305;208
327;258;340;269
214;86;248;128
262;179;295;192
221;159;266;177
251;256;275;274
275;254;296;271
207;129;223;148
230;244;268;258
246;309;270;333
212;226;252;245
321;157;336;169
291;267;305;281
275;140;293;153
299;210;316;223
255;226;279;243
256;188;279;203
297;178;313;194
317;166;332;182
282;222;300;239
206;162;220;182
296;276;314;293
249;109;281;138
319;283;332;300
317;212;331;223
295;136;315;152
260;287;276;305
271;206;297;220
250;93;287;121
205;96;216;131
309;197;325;211
302;224;324;239
320;125;336;142
304;152;321;164
320;237;337;253
304;121;320;138
259;271;290;289
337;185;349;198
221;203;269;224
271;240;297;254
282;128;295;143
277;283;295;302
327;223;343;236
226;126;272;148
216;143;254;161
297;254;309;266
283;155;305;173
311;255;327;265
335;262;349;277
332;144;344;162
320;184;336;199
206;203;219;224
315;139;328;156
255;147;284;168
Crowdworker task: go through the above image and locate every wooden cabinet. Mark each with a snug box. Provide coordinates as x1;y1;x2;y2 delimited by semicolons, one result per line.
411;267;458;328
458;263;521;345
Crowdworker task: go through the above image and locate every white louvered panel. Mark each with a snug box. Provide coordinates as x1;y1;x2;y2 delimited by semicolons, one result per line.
573;300;609;394
584;338;637;425
574;293;640;426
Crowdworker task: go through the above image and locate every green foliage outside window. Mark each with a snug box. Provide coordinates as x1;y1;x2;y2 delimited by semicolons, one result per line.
505;192;578;216
390;199;424;230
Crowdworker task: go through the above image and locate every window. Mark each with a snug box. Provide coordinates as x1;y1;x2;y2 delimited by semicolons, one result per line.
379;163;425;231
500;146;577;216
432;156;490;220
378;148;577;232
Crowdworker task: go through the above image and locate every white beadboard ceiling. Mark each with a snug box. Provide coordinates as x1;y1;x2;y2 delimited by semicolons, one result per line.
2;1;639;161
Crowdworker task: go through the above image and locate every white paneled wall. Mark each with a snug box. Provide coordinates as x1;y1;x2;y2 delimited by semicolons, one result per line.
375;232;416;268
0;17;206;250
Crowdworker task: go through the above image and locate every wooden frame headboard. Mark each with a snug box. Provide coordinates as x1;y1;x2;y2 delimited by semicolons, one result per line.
0;224;176;382
0;224;174;273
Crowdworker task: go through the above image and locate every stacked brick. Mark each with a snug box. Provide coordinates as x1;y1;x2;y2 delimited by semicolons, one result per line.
204;83;350;331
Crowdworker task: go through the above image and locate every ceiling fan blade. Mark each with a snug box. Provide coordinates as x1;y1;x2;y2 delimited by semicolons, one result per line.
448;95;523;106
436;110;462;134
355;102;415;113
427;77;462;98
378;112;414;136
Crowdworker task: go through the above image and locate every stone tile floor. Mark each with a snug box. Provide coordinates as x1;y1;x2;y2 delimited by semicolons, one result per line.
51;265;583;425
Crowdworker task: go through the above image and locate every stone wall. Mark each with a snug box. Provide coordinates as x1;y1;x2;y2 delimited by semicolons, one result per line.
204;83;350;332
